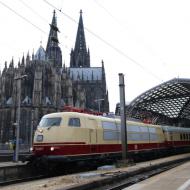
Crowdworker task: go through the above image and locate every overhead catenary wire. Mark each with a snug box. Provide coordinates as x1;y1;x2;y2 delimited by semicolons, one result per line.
18;0;73;47
17;0;73;49
18;0;50;24
0;1;47;35
43;0;162;81
0;0;70;58
94;0;177;80
0;0;162;81
93;0;121;25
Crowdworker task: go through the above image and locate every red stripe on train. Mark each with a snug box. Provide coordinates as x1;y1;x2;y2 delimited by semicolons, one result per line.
33;141;190;156
33;143;166;156
34;142;86;145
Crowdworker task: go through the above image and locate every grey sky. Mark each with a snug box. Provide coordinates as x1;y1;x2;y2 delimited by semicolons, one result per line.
0;0;190;111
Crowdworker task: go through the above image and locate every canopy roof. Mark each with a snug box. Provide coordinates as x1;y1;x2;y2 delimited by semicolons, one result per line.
127;78;190;126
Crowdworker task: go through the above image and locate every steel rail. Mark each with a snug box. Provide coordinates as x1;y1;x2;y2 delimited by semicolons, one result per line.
104;163;181;190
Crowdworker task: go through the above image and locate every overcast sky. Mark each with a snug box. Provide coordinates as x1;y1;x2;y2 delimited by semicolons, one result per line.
0;0;190;112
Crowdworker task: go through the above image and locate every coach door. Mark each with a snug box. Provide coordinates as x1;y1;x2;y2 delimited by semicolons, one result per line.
88;118;98;152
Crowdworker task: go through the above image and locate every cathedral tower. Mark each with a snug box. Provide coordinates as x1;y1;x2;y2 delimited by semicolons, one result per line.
69;10;109;112
70;10;90;68
46;10;62;67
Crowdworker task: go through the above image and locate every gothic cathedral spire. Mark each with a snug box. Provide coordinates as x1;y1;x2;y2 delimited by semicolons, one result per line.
46;10;62;68
70;10;90;68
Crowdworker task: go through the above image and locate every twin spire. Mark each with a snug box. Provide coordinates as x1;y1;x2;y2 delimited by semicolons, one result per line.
74;10;87;60
46;10;59;49
70;10;90;68
36;9;89;68
46;10;62;67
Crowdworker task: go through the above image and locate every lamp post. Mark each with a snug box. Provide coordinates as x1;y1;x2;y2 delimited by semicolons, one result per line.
14;74;27;162
94;98;104;112
30;109;34;150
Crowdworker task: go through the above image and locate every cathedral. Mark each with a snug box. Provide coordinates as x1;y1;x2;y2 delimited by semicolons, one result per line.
0;10;109;143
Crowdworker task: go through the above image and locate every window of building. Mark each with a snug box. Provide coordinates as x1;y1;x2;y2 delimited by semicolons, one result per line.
68;118;81;127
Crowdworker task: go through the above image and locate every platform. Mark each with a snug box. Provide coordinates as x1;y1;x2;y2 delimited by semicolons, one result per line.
0;161;26;168
0;150;31;162
124;160;190;190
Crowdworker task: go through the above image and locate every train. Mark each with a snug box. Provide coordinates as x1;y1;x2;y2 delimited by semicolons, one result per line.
29;111;190;166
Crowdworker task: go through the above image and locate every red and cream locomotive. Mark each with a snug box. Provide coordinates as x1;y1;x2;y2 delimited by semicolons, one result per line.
30;111;190;164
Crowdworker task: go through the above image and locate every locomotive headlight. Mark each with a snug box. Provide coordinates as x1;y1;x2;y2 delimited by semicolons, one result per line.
38;129;43;133
30;147;33;152
50;147;54;151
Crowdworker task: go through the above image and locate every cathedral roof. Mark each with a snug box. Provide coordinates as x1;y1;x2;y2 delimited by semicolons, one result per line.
69;67;102;81
34;45;46;61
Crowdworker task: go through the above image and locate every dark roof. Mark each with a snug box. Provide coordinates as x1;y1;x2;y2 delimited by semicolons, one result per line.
127;78;190;126
69;67;102;81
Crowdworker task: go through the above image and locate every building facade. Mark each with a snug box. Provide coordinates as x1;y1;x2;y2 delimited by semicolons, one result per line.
0;10;109;143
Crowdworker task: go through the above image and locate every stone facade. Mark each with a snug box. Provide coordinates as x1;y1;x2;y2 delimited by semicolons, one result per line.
0;10;109;143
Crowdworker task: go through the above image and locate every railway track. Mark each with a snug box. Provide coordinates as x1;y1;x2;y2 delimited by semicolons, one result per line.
100;162;181;190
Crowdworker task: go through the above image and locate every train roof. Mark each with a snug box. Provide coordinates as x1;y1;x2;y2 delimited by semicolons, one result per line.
162;125;190;133
41;111;162;128
42;111;118;121
125;78;190;127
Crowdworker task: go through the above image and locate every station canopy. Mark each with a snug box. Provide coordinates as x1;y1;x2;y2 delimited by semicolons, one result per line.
127;78;190;127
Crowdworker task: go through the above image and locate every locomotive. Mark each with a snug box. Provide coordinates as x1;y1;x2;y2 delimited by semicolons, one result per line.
30;111;190;165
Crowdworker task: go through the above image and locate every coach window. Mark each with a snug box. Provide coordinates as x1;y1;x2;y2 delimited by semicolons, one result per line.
170;133;173;141
68;118;81;127
102;121;117;130
180;134;183;140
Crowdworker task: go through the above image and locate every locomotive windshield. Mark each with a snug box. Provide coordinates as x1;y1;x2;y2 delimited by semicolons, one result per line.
38;117;61;128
